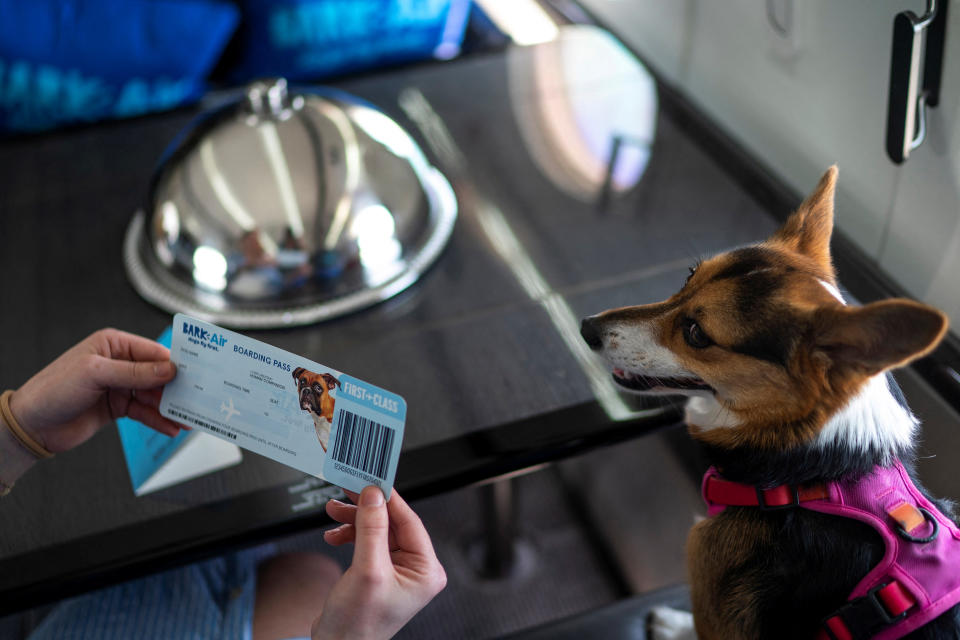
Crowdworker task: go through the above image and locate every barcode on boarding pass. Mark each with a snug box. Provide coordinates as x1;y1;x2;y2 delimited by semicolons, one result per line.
330;410;397;481
168;408;238;440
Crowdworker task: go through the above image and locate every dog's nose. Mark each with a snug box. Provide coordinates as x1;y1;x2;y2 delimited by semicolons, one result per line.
580;317;603;350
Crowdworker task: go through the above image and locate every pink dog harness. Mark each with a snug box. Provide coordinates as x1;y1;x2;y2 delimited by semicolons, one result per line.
702;461;960;639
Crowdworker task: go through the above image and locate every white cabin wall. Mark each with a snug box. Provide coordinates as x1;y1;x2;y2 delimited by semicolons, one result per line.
578;0;960;327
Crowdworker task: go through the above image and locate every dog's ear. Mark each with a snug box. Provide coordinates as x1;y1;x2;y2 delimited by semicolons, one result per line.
771;166;837;274
322;373;341;389
293;367;305;381
813;299;947;377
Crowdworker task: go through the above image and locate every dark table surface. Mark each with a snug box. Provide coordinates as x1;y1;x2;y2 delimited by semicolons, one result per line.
0;26;782;613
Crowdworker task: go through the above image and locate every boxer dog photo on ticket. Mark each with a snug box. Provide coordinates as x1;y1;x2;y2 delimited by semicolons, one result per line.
293;367;341;452
160;313;406;497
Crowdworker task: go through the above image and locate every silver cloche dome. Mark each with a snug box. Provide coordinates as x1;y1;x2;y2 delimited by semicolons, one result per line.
124;78;457;328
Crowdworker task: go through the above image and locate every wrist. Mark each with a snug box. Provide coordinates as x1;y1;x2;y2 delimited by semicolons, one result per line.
0;395;44;494
311;619;400;640
310;615;379;640
5;390;49;452
0;390;53;459
310;616;338;640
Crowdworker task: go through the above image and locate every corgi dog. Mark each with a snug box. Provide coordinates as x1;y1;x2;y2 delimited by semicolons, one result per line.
580;167;960;640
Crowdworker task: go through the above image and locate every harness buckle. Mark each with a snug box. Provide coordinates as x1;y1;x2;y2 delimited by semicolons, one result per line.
866;582;911;625
755;484;800;510
821;582;911;640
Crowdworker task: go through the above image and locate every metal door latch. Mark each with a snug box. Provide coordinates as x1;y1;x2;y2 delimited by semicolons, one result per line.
886;0;948;163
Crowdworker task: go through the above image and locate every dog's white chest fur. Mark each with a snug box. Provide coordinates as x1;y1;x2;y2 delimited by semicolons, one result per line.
649;606;696;640
313;414;331;451
683;374;917;461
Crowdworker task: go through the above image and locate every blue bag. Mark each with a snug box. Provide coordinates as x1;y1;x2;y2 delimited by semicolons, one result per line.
229;0;471;82
0;0;239;133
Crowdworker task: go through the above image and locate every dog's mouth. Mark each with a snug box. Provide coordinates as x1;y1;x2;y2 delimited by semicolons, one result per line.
299;389;321;413
612;368;714;393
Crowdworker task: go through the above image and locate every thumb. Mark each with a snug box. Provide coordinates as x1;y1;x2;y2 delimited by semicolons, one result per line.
352;486;391;570
91;357;177;391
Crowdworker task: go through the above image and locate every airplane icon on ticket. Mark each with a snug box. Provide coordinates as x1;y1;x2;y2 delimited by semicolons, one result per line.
219;397;241;422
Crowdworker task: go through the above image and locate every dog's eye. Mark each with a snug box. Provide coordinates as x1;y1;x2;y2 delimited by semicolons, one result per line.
684;260;702;286
684;320;713;349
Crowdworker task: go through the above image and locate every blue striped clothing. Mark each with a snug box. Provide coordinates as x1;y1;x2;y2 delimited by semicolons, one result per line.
28;545;309;640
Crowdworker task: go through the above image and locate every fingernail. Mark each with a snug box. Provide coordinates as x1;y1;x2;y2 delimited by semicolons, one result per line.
360;486;384;506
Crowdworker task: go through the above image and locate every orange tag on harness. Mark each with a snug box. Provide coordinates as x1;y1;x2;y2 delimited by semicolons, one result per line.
889;502;926;533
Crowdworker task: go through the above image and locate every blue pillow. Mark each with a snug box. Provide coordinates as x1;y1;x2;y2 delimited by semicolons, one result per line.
0;0;239;133
229;0;471;82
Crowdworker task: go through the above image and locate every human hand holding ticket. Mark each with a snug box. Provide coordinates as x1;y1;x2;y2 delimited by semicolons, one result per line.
159;314;406;497
313;486;447;640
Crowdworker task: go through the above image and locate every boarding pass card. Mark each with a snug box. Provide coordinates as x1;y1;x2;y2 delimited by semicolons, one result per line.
159;313;406;498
